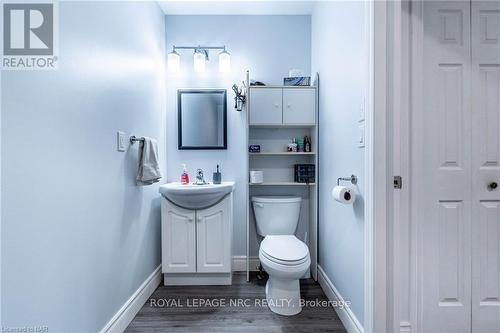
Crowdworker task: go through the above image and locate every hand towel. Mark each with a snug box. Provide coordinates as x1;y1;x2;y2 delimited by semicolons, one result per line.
136;137;162;186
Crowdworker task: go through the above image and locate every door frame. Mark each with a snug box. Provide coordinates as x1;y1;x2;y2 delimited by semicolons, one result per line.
376;0;414;332
393;1;417;332
368;0;392;332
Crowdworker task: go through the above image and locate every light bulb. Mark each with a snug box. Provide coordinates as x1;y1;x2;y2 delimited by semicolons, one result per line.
219;49;231;73
193;50;206;73
167;49;180;73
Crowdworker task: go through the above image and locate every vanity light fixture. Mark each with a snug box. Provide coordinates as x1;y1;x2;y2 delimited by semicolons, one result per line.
167;49;180;73
193;48;207;73
167;45;231;73
218;47;231;73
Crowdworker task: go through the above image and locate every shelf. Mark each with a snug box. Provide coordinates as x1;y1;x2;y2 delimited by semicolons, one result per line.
249;182;316;186
249;123;316;128
249;152;315;156
249;85;316;89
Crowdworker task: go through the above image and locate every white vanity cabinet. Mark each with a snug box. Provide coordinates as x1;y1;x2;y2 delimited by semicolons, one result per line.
249;87;316;125
196;196;231;273
161;204;196;273
161;193;233;285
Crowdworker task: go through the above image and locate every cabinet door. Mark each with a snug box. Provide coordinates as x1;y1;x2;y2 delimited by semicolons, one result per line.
161;200;196;273
249;88;283;125
196;196;232;273
283;88;316;124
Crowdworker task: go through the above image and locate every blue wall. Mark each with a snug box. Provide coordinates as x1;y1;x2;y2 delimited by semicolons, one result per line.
1;2;166;331
0;3;369;329
312;1;368;324
164;15;311;256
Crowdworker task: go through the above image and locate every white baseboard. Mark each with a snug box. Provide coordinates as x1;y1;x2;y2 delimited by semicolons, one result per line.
232;255;260;271
164;272;232;285
317;265;364;333
100;265;162;333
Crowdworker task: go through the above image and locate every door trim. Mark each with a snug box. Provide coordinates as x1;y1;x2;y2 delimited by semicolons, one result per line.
386;0;414;332
369;0;392;332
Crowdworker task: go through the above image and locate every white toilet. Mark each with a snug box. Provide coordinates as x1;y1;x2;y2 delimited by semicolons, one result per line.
251;196;310;316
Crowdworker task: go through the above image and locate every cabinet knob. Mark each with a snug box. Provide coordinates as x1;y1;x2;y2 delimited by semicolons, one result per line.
287;104;291;108
274;103;279;108
489;182;498;190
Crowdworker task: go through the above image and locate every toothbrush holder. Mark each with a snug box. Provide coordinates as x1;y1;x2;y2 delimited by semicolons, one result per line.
213;172;222;184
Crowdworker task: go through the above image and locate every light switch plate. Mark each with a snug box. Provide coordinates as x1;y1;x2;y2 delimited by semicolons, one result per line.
358;124;365;148
117;131;126;152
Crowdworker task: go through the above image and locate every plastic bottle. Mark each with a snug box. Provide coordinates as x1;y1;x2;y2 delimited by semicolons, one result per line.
181;164;190;185
297;138;304;152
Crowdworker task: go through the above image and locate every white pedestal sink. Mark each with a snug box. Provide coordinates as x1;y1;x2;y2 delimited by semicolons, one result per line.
159;182;235;210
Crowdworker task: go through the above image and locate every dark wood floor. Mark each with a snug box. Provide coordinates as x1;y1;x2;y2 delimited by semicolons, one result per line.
125;272;347;332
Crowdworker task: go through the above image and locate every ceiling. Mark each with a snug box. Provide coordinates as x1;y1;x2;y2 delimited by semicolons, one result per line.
157;0;317;15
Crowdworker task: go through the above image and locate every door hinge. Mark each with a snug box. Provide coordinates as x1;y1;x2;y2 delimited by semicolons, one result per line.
394;176;402;189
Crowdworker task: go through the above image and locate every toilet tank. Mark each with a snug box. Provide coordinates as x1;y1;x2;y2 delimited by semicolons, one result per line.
251;196;302;236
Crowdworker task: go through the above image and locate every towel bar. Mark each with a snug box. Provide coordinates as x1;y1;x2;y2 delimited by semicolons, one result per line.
130;136;145;144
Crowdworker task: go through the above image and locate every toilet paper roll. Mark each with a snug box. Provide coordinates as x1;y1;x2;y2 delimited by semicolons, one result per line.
250;170;264;184
332;186;356;204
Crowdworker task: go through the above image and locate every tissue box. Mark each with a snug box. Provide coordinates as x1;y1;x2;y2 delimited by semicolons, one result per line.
284;77;311;86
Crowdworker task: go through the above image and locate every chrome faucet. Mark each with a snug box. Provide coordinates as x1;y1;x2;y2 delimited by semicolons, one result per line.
194;168;207;185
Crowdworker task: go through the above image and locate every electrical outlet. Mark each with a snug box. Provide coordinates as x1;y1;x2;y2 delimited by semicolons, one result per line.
117;131;126;152
358;124;365;148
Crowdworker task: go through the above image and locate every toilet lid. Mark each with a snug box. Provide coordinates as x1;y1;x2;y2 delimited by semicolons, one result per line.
260;235;309;262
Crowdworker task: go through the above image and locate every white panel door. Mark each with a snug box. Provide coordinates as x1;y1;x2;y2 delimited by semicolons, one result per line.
196;196;232;273
161;200;196;273
282;88;316;124
471;1;500;331
249;88;283;125
419;2;473;332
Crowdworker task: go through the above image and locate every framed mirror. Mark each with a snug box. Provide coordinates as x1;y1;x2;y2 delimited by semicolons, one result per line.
178;89;227;150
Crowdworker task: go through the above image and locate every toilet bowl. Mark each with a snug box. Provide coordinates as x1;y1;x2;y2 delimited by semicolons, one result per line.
251;196;310;316
259;235;310;315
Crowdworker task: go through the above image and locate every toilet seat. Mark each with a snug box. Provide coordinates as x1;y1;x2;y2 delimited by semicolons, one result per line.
260;235;309;266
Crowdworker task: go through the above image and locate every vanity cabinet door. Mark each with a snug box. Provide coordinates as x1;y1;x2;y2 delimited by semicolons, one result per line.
249;88;283;125
282;88;316;124
196;196;232;273
161;200;196;273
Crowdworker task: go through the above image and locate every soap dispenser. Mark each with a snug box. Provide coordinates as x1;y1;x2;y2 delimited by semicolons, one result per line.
213;165;222;184
181;164;190;185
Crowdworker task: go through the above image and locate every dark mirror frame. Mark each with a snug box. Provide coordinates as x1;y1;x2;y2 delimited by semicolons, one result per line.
178;89;228;150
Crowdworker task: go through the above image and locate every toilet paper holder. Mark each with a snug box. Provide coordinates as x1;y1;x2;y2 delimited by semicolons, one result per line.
337;174;358;186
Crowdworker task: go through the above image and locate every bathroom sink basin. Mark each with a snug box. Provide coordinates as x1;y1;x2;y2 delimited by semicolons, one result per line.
159;182;235;209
